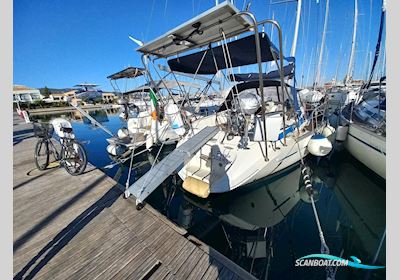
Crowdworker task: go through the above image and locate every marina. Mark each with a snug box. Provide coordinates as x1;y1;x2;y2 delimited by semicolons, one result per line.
12;0;387;279
15;107;385;279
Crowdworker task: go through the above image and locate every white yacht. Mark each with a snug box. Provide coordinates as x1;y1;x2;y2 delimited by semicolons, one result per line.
135;2;331;198
340;81;386;179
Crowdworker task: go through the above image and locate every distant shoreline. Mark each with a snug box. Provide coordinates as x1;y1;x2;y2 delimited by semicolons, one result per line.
27;104;119;115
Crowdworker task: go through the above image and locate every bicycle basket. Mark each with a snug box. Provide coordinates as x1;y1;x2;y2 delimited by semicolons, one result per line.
33;123;54;138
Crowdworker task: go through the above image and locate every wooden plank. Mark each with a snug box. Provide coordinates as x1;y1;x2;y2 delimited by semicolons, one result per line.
109;248;154;279
173;247;204;279
13;187;120;253
187;235;257;280
70;234;142;279
185;253;211;280
13;206;117;269
17;211;127;279
91;240;149;279
147;235;191;280
145;203;187;235
46;226;133;280
13;119;255;280
202;260;225;280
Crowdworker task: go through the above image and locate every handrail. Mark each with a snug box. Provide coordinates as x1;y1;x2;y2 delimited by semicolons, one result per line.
307;101;327;133
141;11;292;161
236;11;268;161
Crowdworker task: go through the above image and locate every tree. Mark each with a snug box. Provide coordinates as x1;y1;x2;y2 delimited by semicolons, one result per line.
42;86;51;98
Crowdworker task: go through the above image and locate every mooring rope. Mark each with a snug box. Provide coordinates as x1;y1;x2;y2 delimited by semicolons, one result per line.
296;140;335;279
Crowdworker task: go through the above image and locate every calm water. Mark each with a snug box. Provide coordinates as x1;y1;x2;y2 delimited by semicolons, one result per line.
32;109;386;280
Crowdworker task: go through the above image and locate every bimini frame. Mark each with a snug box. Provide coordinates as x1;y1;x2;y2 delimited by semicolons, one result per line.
137;2;292;161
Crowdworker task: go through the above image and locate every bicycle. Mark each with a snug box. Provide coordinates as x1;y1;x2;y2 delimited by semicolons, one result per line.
33;121;88;175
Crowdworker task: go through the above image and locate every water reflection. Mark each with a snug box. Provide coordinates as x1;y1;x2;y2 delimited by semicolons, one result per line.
183;165;301;230
32;109;385;280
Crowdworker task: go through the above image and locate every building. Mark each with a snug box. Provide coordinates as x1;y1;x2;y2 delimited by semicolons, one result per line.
47;90;82;105
102;92;116;103
13;85;43;103
48;92;65;102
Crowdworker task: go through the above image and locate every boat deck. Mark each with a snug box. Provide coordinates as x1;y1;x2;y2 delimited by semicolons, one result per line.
13;113;256;280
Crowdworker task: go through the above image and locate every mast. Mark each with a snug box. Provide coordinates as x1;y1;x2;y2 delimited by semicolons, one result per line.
314;0;329;89
334;43;343;85
306;46;314;88
365;0;386;88
290;0;302;57
345;0;358;85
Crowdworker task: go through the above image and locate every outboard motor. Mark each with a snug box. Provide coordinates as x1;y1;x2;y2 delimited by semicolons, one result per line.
117;98;129;121
236;91;261;148
164;103;185;136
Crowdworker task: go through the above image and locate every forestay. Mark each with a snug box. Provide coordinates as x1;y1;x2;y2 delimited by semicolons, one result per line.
136;2;252;57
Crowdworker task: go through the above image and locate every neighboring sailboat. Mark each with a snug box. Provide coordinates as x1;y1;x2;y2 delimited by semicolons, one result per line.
338;1;386;179
105;67;182;157
340;77;386;179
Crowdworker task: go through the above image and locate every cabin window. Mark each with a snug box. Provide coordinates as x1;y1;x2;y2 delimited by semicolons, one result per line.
240;86;283;103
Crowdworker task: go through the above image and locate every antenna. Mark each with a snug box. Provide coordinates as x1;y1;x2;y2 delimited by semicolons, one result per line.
128;36;144;46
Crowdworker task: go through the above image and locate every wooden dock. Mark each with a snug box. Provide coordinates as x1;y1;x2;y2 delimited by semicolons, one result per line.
13;114;256;280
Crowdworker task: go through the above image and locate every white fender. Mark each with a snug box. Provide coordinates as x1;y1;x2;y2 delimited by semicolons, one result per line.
117;128;129;138
322;125;336;143
307;134;333;157
106;144;126;156
335;126;349;141
164;103;185;136
146;134;154;150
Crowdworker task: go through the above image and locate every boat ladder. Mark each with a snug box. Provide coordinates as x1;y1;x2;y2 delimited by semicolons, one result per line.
124;126;220;205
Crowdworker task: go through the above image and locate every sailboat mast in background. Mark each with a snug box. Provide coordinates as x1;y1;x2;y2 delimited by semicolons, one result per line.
345;0;358;85
314;0;329;89
290;0;302;57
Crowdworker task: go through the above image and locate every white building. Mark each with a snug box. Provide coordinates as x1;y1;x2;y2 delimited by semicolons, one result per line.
46;90;82;105
13;85;43;103
102;92;116;103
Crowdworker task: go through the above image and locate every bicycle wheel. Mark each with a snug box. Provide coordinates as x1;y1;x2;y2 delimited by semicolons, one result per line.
62;141;87;176
34;139;49;170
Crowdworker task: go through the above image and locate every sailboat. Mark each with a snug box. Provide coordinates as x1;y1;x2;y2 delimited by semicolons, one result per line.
326;0;359;116
299;0;329;108
134;2;331;198
104;67;182;157
338;1;386;179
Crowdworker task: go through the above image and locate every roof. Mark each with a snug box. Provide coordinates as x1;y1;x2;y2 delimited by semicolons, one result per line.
107;67;145;80
137;2;252;58
74;83;99;87
167;33;279;74
50;92;66;96
13;85;38;91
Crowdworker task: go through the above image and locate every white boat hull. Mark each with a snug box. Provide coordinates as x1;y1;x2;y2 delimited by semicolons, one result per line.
345;123;386;179
177;114;313;195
